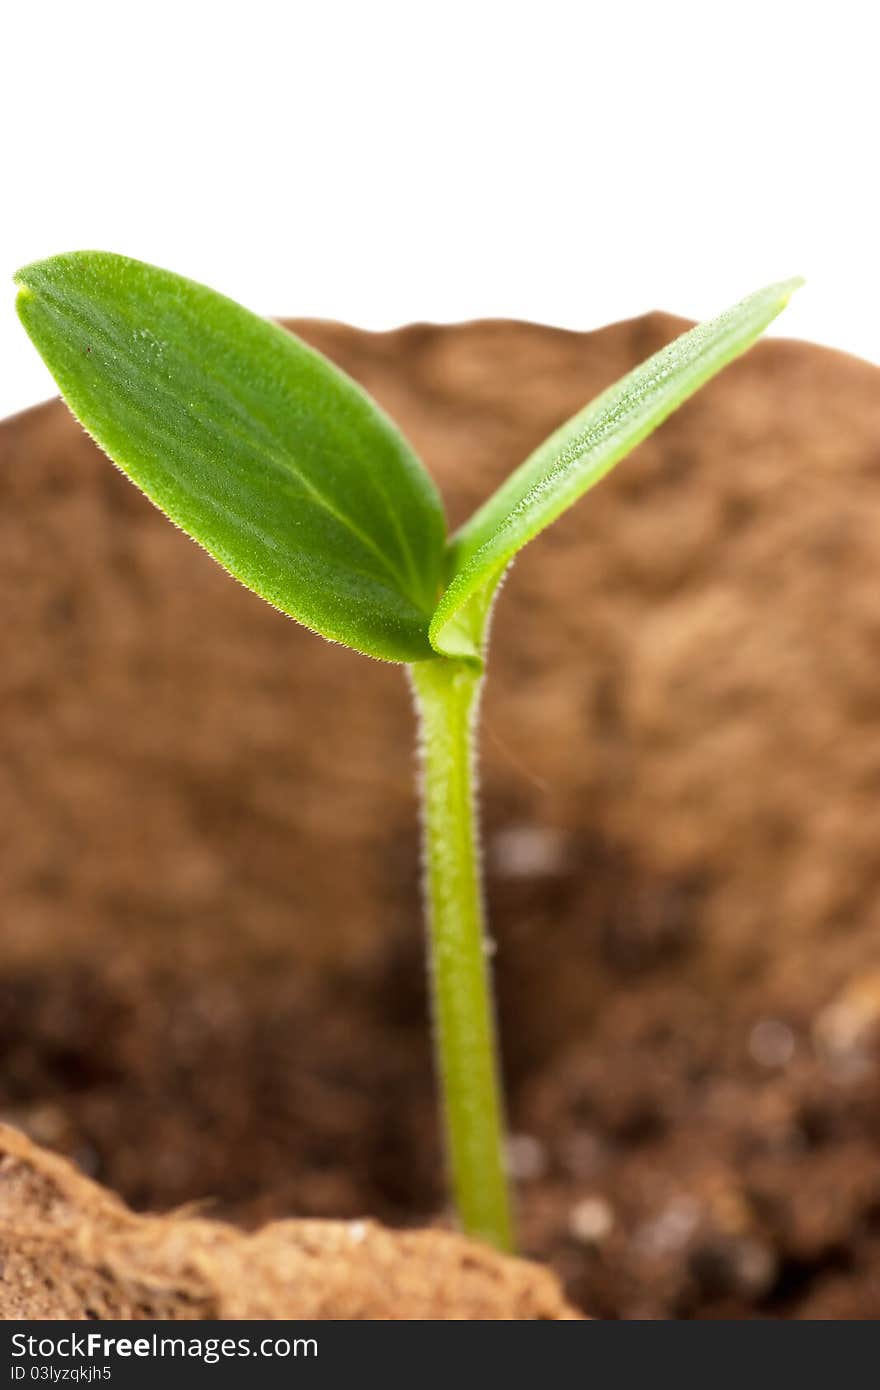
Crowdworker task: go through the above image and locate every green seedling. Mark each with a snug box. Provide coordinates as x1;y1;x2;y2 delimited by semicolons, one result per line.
14;254;800;1251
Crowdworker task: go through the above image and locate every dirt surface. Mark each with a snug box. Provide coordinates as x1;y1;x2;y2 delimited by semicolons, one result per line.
0;1124;574;1319
1;312;879;1319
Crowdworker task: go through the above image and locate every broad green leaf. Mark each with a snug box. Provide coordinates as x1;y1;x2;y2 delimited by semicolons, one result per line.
430;279;802;662
15;252;446;663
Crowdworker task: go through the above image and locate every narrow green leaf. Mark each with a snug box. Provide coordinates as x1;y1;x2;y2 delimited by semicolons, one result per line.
430;279;802;662
15;252;447;663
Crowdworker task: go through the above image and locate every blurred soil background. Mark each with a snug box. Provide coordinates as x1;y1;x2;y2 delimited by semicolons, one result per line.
1;312;879;1318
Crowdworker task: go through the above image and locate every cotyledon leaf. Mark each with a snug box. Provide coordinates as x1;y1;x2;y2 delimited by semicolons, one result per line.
430;278;802;663
15;252;447;663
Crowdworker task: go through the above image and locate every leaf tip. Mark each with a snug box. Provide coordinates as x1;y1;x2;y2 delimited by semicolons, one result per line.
775;275;806;305
14;251;100;300
13;256;49;292
13;272;39;329
13;257;60;322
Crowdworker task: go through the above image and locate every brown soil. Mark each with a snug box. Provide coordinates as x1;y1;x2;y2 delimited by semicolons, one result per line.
1;312;879;1319
0;1124;574;1319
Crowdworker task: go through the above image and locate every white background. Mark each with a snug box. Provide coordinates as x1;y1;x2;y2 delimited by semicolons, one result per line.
2;1;876;419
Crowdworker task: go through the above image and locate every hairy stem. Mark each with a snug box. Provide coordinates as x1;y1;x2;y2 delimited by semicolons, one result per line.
409;656;513;1252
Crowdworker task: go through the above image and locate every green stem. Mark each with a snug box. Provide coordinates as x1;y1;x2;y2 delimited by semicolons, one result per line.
409;656;514;1252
